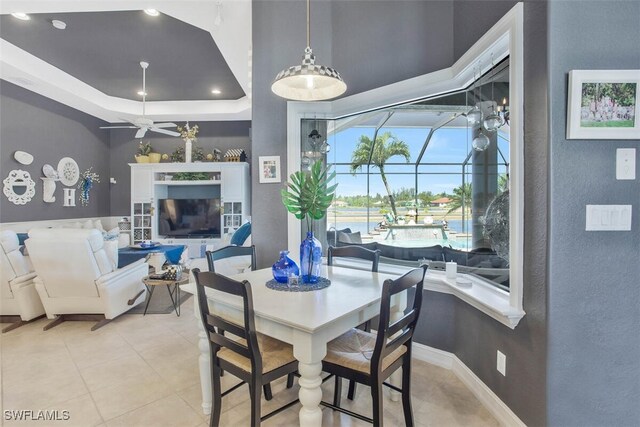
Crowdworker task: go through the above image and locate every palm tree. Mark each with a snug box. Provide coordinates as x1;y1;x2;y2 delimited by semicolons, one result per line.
350;132;410;219
446;183;472;215
498;173;509;194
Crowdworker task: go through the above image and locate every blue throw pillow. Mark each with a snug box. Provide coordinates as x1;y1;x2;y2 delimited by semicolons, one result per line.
17;233;29;245
230;222;251;246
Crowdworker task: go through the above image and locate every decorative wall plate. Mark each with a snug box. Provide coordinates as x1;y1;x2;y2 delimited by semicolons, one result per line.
14;151;34;165
3;170;36;205
57;157;79;186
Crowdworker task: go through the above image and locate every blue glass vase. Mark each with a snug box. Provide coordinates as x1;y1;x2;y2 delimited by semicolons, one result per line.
300;231;322;284
272;250;299;283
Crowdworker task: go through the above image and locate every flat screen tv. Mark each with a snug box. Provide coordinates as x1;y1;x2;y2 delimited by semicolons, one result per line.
158;198;221;238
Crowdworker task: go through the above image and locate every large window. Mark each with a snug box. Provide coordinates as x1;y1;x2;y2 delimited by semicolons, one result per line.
301;60;511;290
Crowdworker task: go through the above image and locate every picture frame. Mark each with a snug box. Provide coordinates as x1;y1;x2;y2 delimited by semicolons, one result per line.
259;156;281;183
567;70;639;139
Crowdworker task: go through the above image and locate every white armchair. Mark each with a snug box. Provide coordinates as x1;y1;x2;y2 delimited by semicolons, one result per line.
26;228;148;331
0;230;45;332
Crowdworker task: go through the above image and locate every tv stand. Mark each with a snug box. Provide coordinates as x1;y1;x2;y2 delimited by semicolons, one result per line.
129;162;250;246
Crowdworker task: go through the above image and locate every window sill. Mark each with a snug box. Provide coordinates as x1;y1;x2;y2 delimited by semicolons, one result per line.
331;259;525;329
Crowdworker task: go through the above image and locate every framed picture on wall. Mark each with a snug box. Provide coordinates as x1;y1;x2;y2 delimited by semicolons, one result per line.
567;70;639;139
259;156;281;183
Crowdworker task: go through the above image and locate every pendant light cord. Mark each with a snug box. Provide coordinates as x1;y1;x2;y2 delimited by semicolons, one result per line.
306;0;311;48
142;66;146;116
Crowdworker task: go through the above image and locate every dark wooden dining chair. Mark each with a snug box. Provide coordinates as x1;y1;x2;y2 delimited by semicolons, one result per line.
193;269;299;427
321;265;427;427
327;244;381;399
206;245;256;273
327;245;381;273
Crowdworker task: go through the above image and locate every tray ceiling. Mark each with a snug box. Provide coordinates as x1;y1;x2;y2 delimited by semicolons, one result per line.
0;1;252;122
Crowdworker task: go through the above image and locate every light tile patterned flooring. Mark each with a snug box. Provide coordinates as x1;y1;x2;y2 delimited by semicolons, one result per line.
0;299;498;426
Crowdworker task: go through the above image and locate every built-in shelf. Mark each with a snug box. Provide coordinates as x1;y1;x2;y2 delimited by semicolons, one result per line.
130;162;250;246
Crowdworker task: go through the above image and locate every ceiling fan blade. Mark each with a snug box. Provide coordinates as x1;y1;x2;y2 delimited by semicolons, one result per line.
99;126;138;129
149;127;181;137
153;122;177;128
135;128;148;138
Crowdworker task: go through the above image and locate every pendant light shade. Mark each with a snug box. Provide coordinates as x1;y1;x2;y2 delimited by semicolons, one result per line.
271;0;346;101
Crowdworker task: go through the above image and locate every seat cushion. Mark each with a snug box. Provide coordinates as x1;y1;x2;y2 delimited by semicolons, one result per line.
217;333;295;374
324;328;406;374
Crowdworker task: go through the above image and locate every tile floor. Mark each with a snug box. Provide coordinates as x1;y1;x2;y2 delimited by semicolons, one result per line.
1;299;498;426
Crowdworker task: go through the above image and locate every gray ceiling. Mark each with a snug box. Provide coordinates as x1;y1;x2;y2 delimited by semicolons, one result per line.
0;11;245;101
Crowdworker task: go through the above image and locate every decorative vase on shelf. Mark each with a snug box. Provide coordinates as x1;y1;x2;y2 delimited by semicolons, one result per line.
185;139;193;163
148;152;161;163
272;250;300;283
300;231;322;284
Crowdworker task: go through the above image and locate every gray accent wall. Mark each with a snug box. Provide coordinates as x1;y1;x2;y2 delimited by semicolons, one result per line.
0;80;111;222
108;121;251;216
331;1;454;97
547;1;640;425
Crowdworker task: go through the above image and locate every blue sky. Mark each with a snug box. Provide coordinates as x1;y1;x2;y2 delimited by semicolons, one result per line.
327;126;509;197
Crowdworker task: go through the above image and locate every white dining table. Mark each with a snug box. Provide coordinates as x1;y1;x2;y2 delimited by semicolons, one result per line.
180;264;406;427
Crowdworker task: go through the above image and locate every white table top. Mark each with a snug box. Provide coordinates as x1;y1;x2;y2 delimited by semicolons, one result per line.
181;265;399;334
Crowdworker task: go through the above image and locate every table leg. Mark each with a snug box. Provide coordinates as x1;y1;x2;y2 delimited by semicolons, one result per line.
293;332;326;427
194;298;212;415
143;285;155;316
166;284;180;317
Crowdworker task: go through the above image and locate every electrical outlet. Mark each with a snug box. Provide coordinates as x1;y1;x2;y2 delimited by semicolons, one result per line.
497;350;506;376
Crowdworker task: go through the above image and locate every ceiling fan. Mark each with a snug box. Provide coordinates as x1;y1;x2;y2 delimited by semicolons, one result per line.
100;61;180;138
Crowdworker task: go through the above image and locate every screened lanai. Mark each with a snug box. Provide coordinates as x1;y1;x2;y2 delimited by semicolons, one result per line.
299;59;512;288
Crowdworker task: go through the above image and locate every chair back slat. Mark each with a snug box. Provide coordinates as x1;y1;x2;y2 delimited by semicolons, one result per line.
371;265;427;374
207;314;247;339
193;268;262;375
327;245;381;272
206;245;256;273
387;309;417;337
209;332;252;359
382;328;413;357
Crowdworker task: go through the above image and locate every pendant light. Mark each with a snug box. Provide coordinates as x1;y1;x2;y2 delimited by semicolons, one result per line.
472;132;490;151
472;69;490;152
483;54;504;132
466;64;482;126
271;0;347;101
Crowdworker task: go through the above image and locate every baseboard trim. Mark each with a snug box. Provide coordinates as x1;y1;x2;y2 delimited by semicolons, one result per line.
412;342;526;427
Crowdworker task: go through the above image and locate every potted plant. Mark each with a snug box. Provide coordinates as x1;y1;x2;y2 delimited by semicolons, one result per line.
135;142;152;163
281;160;337;283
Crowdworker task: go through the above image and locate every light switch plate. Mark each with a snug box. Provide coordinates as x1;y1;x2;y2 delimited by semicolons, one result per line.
586;205;632;231
497;350;506;376
616;148;635;180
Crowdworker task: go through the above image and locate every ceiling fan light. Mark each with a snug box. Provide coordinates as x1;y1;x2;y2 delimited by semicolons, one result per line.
271;47;346;101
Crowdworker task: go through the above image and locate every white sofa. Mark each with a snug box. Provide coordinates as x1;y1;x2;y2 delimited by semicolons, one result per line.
26;228;148;330
0;231;46;332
